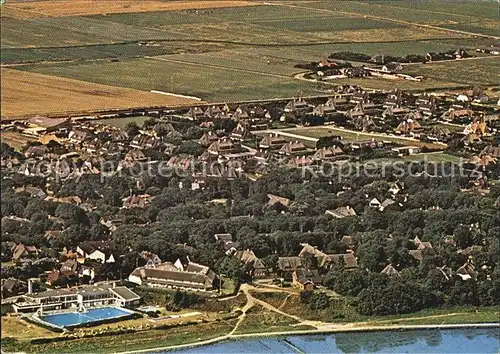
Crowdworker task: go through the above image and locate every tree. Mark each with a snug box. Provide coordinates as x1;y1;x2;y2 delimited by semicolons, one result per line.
125;122;140;137
324;268;368;297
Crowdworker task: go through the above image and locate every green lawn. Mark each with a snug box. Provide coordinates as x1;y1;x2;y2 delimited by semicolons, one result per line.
285;127;447;149
94;116;151;129
403;153;462;163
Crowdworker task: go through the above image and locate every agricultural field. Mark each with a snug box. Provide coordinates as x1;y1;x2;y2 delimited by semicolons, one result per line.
0;0;259;18
370;1;500;20
16;58;323;103
1;68;200;118
2;0;498;115
306;0;500;27
405;57;500;86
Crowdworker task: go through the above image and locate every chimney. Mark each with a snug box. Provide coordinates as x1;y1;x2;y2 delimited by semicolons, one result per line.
28;278;33;294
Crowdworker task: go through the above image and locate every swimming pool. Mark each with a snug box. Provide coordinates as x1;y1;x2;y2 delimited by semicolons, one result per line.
37;307;134;328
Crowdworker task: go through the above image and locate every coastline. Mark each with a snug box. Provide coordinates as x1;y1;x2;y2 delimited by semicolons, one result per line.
116;322;500;354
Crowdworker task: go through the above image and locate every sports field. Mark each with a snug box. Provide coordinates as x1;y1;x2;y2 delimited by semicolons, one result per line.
281;127;448;150
1;68;200;118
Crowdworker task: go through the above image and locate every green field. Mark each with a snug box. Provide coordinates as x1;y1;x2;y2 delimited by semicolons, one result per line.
3;0;498;106
405;57;500;86
94;116;151;129
370;0;500;20
250;16;402;32
310;0;499;24
282;127;447;150
0;16;183;48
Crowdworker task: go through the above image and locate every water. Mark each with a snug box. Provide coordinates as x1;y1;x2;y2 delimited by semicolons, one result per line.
172;328;499;354
39;307;132;327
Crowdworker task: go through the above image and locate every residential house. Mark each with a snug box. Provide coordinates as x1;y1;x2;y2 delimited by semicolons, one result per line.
327;253;358;270
233;106;250;120
339;236;356;249
279;141;307;156
288;155;312;168
2;278;27;298
68;129;89;144
350;91;369;105
415;94;436;117
379;198;395;211
312;97;337;117
380;264;400;277
11;244;39;263
207;138;238;156
122;194;153;209
325;206;357;218
345;67;369;78
267;194;292;208
199;132;219;147
396;119;422;135
123;149;147;162
456;262;478;280
214;234;239;255
298;243;331;268
292;269;321;290
383;89;403;108
234;250;270;279
347;104;365;119
382;106;410;118
230;123;251;141
24;145;49;159
167;155;193;171
14;186;47;199
284;97;311;114
441;108;473;121
313;146;344;160
128;258;217;291
277;256;305;280
259;134;287;149
185;107;205;120
481;145;500;159
77;241;116;264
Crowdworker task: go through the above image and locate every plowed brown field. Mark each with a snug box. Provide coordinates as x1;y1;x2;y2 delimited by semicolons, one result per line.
1;1;259;19
1;68;201;118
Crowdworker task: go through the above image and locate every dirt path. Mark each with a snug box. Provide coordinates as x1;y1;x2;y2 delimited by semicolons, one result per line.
229;284;256;335
270;3;500;40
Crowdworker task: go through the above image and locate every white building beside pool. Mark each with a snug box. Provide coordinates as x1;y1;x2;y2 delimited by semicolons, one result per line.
12;283;140;313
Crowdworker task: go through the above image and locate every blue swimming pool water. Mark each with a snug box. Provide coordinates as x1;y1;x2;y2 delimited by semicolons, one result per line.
39;307;131;327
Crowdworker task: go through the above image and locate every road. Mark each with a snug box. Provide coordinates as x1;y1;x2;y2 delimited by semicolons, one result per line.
268;3;500;40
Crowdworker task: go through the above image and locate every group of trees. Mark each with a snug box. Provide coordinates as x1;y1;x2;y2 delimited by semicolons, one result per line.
2;120;499;316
